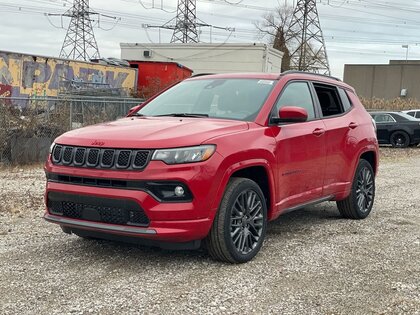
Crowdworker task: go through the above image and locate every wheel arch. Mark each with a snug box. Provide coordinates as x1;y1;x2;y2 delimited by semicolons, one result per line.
359;150;378;175
212;160;276;221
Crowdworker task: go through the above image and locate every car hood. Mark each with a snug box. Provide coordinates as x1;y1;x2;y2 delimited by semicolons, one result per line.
55;117;249;148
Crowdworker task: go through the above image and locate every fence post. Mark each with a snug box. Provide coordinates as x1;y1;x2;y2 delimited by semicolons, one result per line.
69;99;73;130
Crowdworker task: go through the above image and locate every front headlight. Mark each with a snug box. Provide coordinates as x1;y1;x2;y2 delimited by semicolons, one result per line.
49;142;56;154
152;145;216;165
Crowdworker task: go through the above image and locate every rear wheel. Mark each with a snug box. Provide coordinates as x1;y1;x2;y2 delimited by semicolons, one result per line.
337;159;375;219
206;178;267;263
390;131;410;148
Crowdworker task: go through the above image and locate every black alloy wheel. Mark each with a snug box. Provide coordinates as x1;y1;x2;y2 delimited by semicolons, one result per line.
355;165;374;214
206;178;267;263
230;189;264;255
337;159;375;219
390;131;410;148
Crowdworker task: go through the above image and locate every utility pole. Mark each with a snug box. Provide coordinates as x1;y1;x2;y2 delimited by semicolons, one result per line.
171;0;199;43
287;0;330;75
57;0;100;61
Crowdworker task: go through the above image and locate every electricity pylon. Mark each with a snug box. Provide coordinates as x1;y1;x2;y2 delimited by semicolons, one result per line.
287;0;330;75
58;0;100;60
171;0;199;43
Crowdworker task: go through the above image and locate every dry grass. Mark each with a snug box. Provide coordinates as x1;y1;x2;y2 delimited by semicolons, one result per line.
361;97;420;111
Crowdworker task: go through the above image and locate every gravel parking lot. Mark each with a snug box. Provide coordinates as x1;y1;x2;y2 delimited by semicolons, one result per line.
0;148;419;315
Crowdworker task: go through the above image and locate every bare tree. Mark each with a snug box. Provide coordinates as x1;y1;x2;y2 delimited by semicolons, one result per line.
255;4;296;72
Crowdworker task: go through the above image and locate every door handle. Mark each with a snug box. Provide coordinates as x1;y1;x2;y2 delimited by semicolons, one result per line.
349;122;358;129
312;128;325;136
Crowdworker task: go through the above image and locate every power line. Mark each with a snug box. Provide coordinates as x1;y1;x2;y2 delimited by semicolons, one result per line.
4;0;420;58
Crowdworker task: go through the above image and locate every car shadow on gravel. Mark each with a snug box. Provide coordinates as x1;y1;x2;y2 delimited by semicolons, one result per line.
45;202;345;264
268;203;343;232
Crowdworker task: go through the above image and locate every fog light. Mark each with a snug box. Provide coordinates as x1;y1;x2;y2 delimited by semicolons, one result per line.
174;186;185;197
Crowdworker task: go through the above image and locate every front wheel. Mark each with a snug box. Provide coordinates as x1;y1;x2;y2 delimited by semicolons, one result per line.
206;178;267;263
337;159;375;219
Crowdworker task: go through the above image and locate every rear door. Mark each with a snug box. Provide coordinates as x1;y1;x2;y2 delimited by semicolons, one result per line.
270;81;327;211
311;83;357;196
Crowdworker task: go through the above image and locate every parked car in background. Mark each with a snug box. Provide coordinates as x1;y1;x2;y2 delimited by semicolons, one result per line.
44;71;379;263
402;109;420;119
370;111;420;148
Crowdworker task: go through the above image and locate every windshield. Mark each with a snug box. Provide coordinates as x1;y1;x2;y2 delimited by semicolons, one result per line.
138;78;277;121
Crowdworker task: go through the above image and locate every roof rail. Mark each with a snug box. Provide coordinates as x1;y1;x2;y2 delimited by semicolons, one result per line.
281;70;342;82
190;73;215;78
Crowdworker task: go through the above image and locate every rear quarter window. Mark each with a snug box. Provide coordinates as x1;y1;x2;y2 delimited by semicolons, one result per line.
338;88;353;112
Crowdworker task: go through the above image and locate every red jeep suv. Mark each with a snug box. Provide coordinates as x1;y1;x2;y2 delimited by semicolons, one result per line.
44;71;379;263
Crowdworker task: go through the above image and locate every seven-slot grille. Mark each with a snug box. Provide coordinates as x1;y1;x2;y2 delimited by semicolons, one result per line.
52;145;151;170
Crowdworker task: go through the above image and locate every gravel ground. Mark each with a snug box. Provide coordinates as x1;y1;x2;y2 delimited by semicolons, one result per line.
0;148;419;315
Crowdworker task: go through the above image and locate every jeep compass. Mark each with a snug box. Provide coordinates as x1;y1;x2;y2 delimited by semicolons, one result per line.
44;71;379;263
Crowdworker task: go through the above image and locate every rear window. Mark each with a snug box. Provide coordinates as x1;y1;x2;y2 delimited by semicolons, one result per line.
313;84;344;117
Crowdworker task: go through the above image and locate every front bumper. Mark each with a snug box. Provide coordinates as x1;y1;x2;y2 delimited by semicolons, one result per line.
44;155;225;244
44;212;212;245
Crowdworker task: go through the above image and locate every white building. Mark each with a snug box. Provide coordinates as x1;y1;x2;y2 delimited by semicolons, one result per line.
120;43;283;74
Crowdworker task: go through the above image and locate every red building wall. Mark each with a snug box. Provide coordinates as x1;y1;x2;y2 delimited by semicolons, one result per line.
129;61;193;99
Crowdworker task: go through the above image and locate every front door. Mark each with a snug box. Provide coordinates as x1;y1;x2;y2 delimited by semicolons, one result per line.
270;81;327;213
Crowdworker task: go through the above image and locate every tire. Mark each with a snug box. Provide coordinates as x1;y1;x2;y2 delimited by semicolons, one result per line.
337;159;375;220
206;177;267;263
390;131;410;148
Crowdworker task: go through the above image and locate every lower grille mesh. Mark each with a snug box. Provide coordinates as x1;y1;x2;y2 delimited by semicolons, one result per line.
48;192;149;226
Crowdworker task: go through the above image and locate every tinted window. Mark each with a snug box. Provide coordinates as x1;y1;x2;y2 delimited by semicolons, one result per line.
374;114;396;123
338;88;352;112
313;84;344;117
406;111;415;117
416;112;420;118
274;82;315;120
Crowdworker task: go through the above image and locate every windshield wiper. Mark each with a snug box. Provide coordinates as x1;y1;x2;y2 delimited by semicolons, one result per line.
155;113;209;118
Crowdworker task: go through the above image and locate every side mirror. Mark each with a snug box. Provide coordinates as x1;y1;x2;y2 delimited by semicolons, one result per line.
127;104;142;116
271;106;308;124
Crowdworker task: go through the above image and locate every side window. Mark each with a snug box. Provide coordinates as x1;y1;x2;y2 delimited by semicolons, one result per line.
313;84;344;117
274;82;315;120
374;114;396;123
415;111;420;118
406;111;415;117
338;88;352;112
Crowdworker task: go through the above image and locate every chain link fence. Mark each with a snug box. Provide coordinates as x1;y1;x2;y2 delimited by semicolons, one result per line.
0;96;143;165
